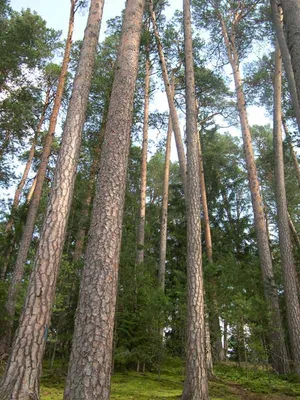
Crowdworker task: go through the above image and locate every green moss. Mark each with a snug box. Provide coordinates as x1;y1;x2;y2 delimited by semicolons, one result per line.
38;360;300;399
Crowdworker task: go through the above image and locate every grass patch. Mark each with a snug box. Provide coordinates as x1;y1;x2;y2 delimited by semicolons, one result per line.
17;358;300;399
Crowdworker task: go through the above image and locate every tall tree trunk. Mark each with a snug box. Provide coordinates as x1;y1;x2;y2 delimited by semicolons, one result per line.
0;92;50;281
5;87;50;235
223;320;228;360
282;118;300;189
182;0;209;398
197;133;223;363
288;212;300;249
26;175;37;204
0;1;104;398
158;115;172;292
270;0;300;131
73;126;106;262
218;13;290;374
273;42;300;375
0;0;78;358
149;1;187;194
136;50;150;265
281;0;300;107
64;1;144;398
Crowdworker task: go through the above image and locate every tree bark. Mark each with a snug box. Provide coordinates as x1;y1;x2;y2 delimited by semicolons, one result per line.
273;42;300;375
223;320;228;360
288;212;300;248
218;12;289;374
0;0;78;358
197;132;223;363
0;1;104;398
73;126;105;262
136;50;150;265
270;0;300;132
26;175;37;204
64;1;144;398
281;0;300;109
149;1;187;194
158;115;172;292
282;118;300;189
182;0;209;398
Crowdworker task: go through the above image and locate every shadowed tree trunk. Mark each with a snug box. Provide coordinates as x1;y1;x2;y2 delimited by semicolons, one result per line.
136;46;151;266
0;1;104;398
273;42;300;375
73;125;106;262
270;0;300;131
0;0;78;357
217;9;289;374
158;115;172;292
182;0;209;398
282;118;300;189
0;90;50;281
5;86;50;235
281;0;300;107
197;132;223;364
64;1;144;398
149;1;187;194
288;213;300;249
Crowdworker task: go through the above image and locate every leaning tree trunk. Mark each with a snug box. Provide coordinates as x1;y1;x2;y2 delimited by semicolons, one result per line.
0;0;78;357
218;14;290;374
158;115;172;292
282;117;300;189
64;1;144;399
0;90;50;282
73;125;106;262
273;42;300;375
281;0;300;108
5;86;50;235
136;49;150;265
149;1;187;194
181;0;209;398
0;1;104;398
270;0;300;131
288;212;300;249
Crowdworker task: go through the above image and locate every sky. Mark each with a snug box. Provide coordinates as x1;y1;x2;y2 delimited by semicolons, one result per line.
8;0;270;162
10;0;270;129
10;0;183;41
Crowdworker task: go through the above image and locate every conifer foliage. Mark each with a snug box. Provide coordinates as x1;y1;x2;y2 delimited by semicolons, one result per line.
1;0;300;399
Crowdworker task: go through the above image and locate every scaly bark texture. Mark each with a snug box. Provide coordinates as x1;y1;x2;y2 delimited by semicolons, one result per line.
0;1;104;398
273;43;300;375
73;126;105;262
64;1;144;398
158;115;172;291
136;50;150;265
217;11;289;374
281;0;300;107
1;0;78;356
149;1;187;194
182;0;209;398
270;0;300;131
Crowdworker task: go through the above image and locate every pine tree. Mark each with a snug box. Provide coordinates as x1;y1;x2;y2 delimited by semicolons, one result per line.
64;1;145;398
0;1;104;397
182;0;209;397
273;42;300;375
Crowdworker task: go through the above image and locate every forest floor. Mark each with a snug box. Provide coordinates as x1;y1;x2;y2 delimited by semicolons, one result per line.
38;358;300;399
